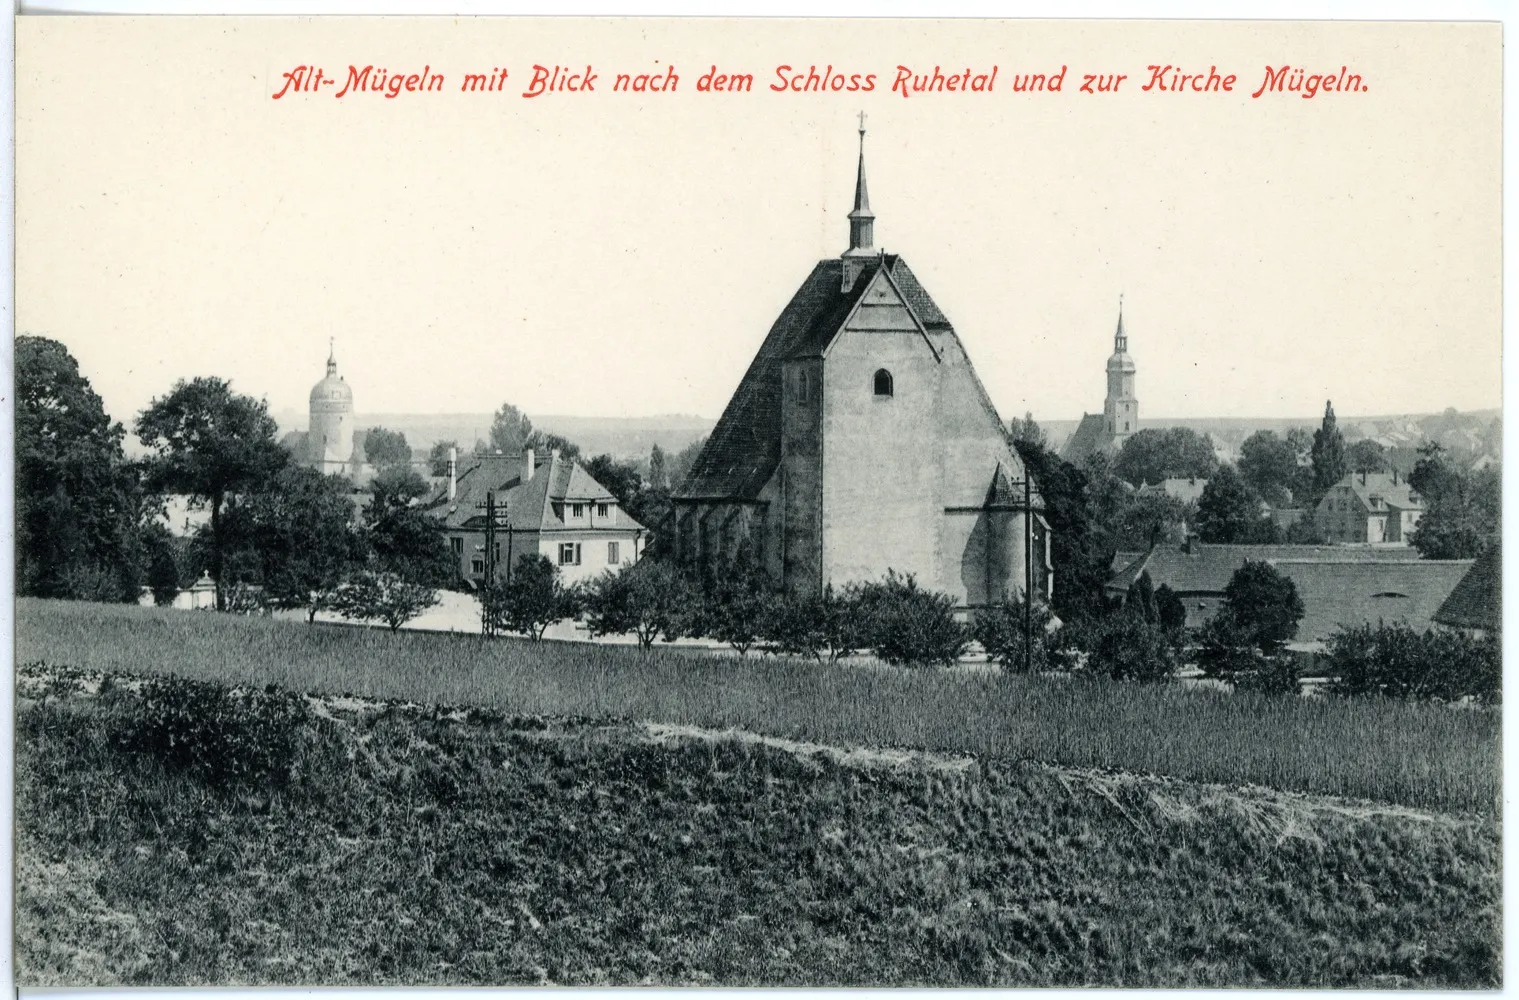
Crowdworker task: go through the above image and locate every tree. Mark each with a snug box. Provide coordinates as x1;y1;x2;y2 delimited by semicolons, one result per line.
1154;583;1187;633
583;559;698;650
667;435;708;492
1113;427;1218;488
1195;465;1276;543
1238;430;1301;506
1220;560;1303;653
429;439;459;477
333;570;439;632
1087;612;1175;682
136;377;288;610
585;454;644;511
648;444;670;492
972;594;1052;672
482;554;580;640
527;431;581;461
363;426;412;473
488;403;534;454
227;466;365;622
1124;570;1159;622
16;336;150;601
361;471;452;587
854;571;968;666
762;583;870;662
1111;490;1191;550
1013;439;1116;624
1408;443;1500;559
1008;411;1048;450
1311;400;1348;493
694;541;776;656
1346;438;1388;474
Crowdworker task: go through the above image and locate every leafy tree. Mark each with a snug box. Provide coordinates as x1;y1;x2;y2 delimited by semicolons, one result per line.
694;541;776;656
1154;583;1187;633
333;570;438;632
136;377;288;610
488;403;534;454
854;571;967;666
971;594;1052;672
1087;612;1175;682
362;469;451;586
1220;559;1303;653
1238;430;1301;506
667;435;708;492
1195;465;1276;543
1112;490;1191;550
363;426;412;472
16;336;150;601
1311;400;1348;493
583;559;697;650
482;554;580;640
527;431;581;462
1408;442;1500;559
1113;427;1218;488
1013;439;1116;624
428;439;460;477
1346;438;1388;474
585;454;644;511
762;584;868;662
1008;411;1048;450
1324;621;1500;703
226;466;364;622
648;444;670;492
1124;569;1159;622
142;522;185;606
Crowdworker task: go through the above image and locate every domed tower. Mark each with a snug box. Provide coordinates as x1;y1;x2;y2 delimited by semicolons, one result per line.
308;339;354;473
1103;298;1138;442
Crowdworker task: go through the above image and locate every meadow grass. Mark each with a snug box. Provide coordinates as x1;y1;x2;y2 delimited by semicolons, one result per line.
17;598;1501;814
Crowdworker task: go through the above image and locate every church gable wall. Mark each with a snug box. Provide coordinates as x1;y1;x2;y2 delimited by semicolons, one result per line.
780;357;825;596
819;287;944;593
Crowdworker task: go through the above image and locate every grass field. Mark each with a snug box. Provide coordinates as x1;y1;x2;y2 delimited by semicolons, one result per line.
14;665;1501;987
16;598;1502;814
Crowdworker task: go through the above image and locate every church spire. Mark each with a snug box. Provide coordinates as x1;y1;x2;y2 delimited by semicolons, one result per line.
1114;295;1127;353
846;111;875;255
327;337;337;376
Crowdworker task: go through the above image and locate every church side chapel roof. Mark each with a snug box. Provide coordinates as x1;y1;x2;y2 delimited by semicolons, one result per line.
1432;545;1501;634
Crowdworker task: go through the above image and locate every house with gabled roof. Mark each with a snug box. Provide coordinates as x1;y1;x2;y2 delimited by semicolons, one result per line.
1314;470;1424;544
424;448;646;588
670;124;1051;609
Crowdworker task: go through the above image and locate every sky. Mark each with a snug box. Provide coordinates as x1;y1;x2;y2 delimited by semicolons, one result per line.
15;17;1502;430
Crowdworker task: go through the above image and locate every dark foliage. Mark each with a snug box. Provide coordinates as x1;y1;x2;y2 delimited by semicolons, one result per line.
1222;560;1304;653
428;439;459;477
853;571;968;667
16;336;150;602
1012;440;1116;624
333;570;439;631
1154;584;1187;634
761;585;869;662
1325;622;1500;703
1195;466;1276;544
971;595;1051;673
482;555;580;641
1087;611;1176;683
362;427;413;472
583;559;699;650
1311;400;1348;493
1408;443;1501;560
1113;427;1218;488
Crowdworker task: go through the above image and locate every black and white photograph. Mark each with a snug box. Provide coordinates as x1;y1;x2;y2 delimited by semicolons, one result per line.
11;12;1506;988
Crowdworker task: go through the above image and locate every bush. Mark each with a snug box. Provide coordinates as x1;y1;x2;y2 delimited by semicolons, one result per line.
1087;611;1175;683
583;559;698;650
1221;560;1304;653
761;584;868;662
482;554;580;640
1325;622;1500;703
972;595;1051;673
855;571;967;667
119;674;313;791
334;571;438;631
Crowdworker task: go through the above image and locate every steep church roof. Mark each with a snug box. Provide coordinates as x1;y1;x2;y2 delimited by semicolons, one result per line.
675;254;963;501
1432;545;1500;634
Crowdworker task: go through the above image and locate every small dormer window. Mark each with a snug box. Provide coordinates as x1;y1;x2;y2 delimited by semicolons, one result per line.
597;503;609;518
873;369;894;397
570;503;584;519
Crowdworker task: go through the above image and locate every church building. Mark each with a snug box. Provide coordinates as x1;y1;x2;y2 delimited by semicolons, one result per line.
671;124;1051;610
1059;303;1138;465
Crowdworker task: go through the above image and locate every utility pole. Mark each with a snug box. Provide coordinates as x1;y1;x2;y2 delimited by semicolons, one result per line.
1024;471;1033;675
476;490;511;636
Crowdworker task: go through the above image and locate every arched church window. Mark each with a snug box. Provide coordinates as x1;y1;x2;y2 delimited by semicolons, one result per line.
873;369;894;398
799;370;809;399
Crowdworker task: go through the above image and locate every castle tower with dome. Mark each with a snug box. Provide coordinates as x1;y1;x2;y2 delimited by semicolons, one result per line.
308;340;355;474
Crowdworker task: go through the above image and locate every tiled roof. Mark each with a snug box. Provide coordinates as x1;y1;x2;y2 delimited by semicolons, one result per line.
1108;542;1426;596
1432;546;1501;634
1107;542;1468;642
675;255;901;501
1059;413;1109;464
1273;559;1473;642
1322;472;1423;512
423;452;643;533
1137;477;1208;506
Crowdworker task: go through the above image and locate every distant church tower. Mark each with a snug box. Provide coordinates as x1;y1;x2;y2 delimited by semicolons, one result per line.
308;339;355;474
1102;299;1138;442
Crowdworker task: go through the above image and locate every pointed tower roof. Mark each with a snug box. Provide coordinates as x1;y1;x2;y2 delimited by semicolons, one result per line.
326;336;337;376
845;112;875;257
1107;296;1135;373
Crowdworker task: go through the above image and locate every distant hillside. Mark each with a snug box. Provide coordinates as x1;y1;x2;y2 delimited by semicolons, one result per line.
1045;409;1501;462
272;411;714;462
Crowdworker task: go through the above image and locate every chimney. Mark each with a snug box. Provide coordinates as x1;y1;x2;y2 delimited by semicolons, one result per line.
1360;469;1367;486
522;448;535;483
1393;468;1399;485
448;446;457;500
